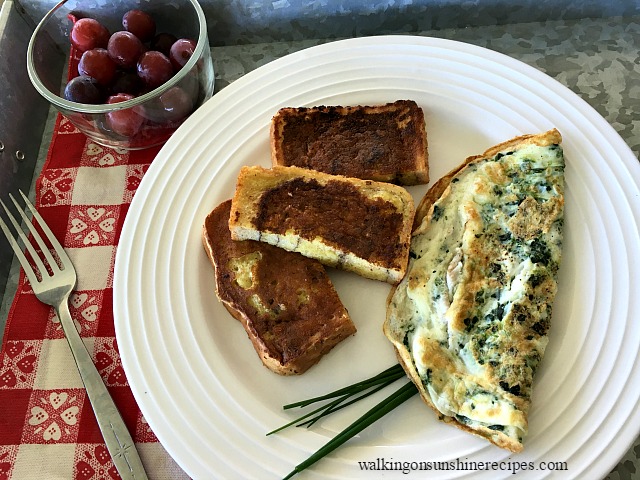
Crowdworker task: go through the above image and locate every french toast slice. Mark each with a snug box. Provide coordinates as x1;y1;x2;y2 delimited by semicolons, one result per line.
203;200;356;375
270;100;429;185
229;165;415;284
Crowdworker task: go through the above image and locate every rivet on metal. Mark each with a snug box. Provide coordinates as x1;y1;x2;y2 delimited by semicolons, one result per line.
15;150;25;161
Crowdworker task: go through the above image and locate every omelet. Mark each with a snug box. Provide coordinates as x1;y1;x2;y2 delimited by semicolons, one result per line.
384;129;565;452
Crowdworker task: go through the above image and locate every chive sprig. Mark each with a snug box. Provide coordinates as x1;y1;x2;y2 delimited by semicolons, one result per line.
268;363;419;479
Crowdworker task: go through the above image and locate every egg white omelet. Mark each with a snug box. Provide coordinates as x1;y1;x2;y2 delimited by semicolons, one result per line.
384;129;565;452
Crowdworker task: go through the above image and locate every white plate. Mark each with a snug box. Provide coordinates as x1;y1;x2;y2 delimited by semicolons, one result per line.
113;36;640;479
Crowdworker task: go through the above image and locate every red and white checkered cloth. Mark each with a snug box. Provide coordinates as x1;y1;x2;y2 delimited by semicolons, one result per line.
0;114;190;479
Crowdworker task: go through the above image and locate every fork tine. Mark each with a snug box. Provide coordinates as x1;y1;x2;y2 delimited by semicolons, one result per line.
18;190;72;269
7;193;60;275
0;206;42;287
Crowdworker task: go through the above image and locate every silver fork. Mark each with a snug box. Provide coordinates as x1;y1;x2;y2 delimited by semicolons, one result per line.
0;190;148;480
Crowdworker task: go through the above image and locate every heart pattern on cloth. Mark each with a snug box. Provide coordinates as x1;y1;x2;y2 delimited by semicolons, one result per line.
43;422;62;441
50;391;68;410
81;305;99;322
126;165;149;192
83;141;128;167
58;117;80;134
85;143;102;156
60;406;79;426
108;366;126;385
44;169;63;181
126;175;141;191
5;341;24;358
95;352;113;371
40;169;74;205
70;293;89;308
70;218;88;234
83;230;100;245
40;189;58;206
29;406;49;426
95;340;127;386
17;354;36;374
99;153;116;166
76;446;119;480
69;206;117;246
76;460;95;480
0;370;17;388
99;218;115;232
55;178;73;192
28;390;82;442
87;207;105;221
2;341;38;387
94;446;111;466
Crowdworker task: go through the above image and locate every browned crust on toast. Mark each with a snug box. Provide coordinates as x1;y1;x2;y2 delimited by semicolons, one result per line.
270;100;429;185
203;200;356;375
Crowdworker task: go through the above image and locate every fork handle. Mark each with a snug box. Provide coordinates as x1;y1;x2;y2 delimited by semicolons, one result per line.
56;300;149;480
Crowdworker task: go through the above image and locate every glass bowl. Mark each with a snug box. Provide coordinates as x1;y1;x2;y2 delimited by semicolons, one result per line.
27;0;215;150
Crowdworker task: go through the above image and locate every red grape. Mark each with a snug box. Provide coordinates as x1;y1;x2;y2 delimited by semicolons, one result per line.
71;18;109;52
158;86;193;122
106;93;143;137
64;75;104;103
137;51;173;89
150;32;177;56
108;31;144;69
122;9;156;42
78;48;116;86
169;39;197;70
110;71;143;95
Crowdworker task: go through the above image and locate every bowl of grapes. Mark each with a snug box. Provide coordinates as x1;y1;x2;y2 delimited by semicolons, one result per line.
27;0;215;150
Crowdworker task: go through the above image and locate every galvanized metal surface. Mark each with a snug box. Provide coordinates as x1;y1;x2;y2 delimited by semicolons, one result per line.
0;0;54;298
15;0;640;47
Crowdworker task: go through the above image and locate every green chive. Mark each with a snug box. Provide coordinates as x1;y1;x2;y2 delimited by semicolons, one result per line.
269;364;405;435
299;380;394;428
282;381;418;480
283;364;405;410
266;393;351;436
